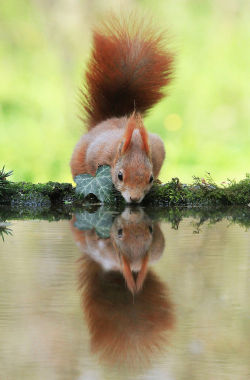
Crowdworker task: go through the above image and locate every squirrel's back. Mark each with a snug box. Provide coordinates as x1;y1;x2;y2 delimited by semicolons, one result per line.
81;14;174;128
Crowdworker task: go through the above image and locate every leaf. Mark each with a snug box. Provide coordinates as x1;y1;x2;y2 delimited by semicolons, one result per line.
74;207;114;238
74;165;113;202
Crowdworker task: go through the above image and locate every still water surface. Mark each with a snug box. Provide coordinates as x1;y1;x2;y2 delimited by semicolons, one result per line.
0;207;249;380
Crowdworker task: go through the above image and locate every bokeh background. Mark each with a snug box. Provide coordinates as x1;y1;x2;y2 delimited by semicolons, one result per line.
0;0;249;184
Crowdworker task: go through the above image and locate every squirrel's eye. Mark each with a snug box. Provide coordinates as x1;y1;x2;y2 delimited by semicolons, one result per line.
118;171;123;181
118;228;123;238
149;175;154;183
148;225;153;234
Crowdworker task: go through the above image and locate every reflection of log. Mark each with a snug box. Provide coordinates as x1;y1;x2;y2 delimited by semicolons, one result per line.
0;175;249;207
0;203;249;231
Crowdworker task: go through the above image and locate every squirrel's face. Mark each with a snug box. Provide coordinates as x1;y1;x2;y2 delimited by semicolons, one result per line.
112;152;153;203
112;114;154;203
111;208;153;268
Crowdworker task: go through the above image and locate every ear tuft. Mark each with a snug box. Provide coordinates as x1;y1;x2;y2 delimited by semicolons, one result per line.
138;115;150;156
136;254;149;292
121;113;137;154
121;113;150;156
122;255;136;294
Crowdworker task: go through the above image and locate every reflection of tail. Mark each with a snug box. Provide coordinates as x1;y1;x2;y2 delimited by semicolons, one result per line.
78;256;174;369
122;254;149;294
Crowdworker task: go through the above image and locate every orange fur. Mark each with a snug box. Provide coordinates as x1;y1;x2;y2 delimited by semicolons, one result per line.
121;113;137;154
78;256;175;369
121;254;149;294
136;254;149;292
138;119;150;155
81;13;174;128
121;255;136;294
121;113;150;156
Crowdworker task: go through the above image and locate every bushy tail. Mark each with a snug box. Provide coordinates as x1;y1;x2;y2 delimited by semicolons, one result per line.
81;13;174;128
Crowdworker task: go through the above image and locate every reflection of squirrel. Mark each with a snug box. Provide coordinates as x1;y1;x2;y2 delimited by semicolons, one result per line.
71;207;165;294
71;207;174;369
70;14;173;203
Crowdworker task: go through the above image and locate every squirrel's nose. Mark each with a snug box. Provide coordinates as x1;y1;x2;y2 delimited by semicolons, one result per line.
130;196;140;203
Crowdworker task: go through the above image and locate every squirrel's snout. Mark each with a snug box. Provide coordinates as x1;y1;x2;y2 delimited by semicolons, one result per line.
130;197;141;203
121;190;144;204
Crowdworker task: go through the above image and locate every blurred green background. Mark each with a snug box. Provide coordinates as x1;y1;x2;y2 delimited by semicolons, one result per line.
0;0;249;184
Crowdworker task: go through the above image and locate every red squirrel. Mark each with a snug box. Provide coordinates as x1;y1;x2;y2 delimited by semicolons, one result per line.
70;15;173;203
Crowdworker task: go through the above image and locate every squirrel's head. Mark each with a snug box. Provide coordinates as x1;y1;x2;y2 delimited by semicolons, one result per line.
112;114;153;203
111;208;153;265
110;207;165;293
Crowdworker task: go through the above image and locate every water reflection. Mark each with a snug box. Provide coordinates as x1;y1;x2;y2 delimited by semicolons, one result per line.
71;207;174;369
0;221;12;241
0;208;249;379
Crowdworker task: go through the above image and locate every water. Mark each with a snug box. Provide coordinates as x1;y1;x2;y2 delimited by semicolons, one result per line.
0;207;249;380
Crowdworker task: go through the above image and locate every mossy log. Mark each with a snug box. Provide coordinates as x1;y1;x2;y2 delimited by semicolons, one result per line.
0;175;249;208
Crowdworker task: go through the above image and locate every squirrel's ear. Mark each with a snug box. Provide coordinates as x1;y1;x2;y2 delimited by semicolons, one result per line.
136;253;149;292
139;125;150;156
120;113;150;156
137;114;150;156
121;113;137;155
121;255;136;294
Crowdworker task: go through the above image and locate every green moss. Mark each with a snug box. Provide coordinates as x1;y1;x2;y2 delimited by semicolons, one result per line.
0;170;249;208
0;167;249;229
0;180;76;207
144;174;250;206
